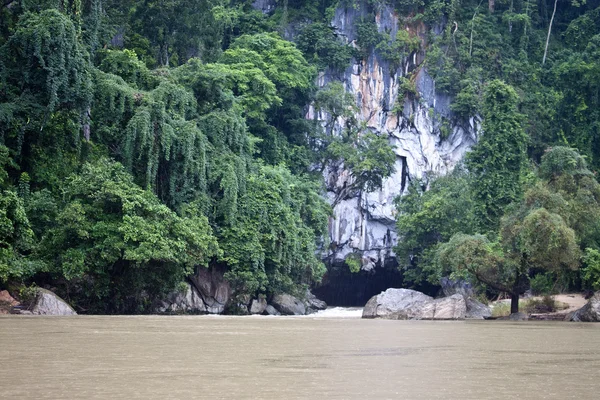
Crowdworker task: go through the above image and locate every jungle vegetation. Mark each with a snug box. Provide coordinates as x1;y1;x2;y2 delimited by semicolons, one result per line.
1;0;599;313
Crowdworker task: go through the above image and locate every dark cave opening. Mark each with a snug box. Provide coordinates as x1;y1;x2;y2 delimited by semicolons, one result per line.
313;257;405;307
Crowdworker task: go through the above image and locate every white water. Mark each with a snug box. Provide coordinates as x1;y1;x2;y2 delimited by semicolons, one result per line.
309;307;363;318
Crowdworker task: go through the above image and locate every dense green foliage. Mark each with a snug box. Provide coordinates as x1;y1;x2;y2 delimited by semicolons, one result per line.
2;0;600;313
398;146;598;311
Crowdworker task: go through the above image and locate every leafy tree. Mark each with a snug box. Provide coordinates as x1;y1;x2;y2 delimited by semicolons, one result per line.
0;9;91;160
437;202;579;314
395;167;477;286
296;22;352;71
219;165;329;300
466;80;528;231
0;146;41;284
40;159;219;313
582;248;600;291
129;0;226;66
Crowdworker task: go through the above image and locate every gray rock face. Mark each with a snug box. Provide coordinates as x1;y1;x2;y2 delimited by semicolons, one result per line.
252;0;276;14
31;288;77;316
250;298;268;314
158;265;231;314
362;288;466;320
570;292;600;322
157;283;205;314
271;293;306;315
420;294;466;320
306;2;479;270
440;278;491;319
362;288;433;319
189;265;231;314
465;298;492;319
304;290;327;314
264;305;281;316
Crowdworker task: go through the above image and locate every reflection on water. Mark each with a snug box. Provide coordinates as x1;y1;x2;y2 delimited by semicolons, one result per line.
1;315;599;399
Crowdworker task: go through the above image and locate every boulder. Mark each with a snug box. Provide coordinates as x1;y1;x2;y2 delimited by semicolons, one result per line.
0;290;19;314
264;305;281;316
157;283;205;314
420;294;466;320
570;292;600;322
465;298;492;319
508;312;528;321
189;265;231;314
271;293;306;315
304;290;327;314
31;288;77;316
249;298;267;315
362;288;433;319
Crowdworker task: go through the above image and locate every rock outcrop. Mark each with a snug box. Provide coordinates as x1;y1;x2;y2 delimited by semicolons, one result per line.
441;278;491;319
158;265;232;314
420;294;466;320
249;298;268;314
264;305;281;316
362;288;466;320
465;298;492;319
570;292;600;322
157;283;206;314
304;290;327;314
189;265;231;314
271;293;306;315
309;2;479;271
0;290;19;314
363;288;431;319
31;288;77;316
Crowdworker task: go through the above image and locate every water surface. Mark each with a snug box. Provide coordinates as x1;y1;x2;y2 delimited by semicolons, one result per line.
1;315;599;399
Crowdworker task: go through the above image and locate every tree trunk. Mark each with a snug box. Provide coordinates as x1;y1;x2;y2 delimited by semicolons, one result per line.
510;292;520;314
488;0;495;13
542;0;558;65
509;0;513;32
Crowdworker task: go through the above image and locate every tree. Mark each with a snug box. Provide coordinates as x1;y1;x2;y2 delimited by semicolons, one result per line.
466;80;528;231
0;146;41;284
219;165;329;301
395;167;477;286
539;147;600;249
40;159;219;313
437;203;580;314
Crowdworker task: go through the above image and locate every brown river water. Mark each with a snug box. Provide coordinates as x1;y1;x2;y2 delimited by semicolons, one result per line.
1;313;599;399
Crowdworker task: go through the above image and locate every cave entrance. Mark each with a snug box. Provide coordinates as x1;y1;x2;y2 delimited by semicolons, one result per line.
312;258;405;307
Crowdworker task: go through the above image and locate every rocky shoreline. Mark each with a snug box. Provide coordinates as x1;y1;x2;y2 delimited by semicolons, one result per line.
3;285;600;322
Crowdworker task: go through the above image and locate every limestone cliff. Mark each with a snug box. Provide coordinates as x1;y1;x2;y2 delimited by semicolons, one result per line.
312;3;479;271
253;1;479;276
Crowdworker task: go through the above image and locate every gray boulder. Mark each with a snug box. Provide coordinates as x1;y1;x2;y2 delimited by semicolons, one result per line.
363;288;468;320
271;293;306;315
420;294;466;320
31;288;77;316
465;298;492;319
362;288;433;319
570;292;600;322
508;312;529;321
190;265;231;314
157;283;205;314
264;305;281;316
249;298;268;314
304;290;327;314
